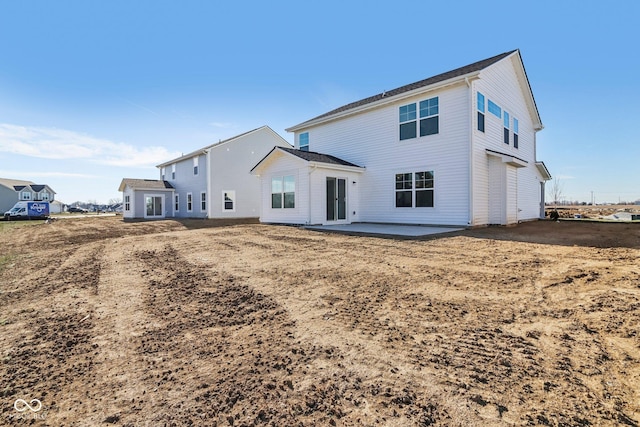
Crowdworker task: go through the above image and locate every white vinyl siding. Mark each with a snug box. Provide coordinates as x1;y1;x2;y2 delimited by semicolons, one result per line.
472;55;542;225
296;84;470;226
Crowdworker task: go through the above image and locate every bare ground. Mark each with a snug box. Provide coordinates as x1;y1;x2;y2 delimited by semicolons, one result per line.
1;216;639;426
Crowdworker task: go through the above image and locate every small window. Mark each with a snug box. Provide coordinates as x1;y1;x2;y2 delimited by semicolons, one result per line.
299;132;309;152
171;164;176;180
503;111;510;145
488;100;501;118
124;195;131;211
161;167;166;180
39;192;50;201
419;97;439;136
223;191;235;211
21;191;31;200
399;103;417;140
200;192;206;211
193;157;199;175
513;118;519;149
477;92;485;132
187;193;193;212
175;194;179;212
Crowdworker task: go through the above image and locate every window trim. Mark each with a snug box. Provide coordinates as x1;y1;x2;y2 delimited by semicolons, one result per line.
419;97;439;137
488;99;501;118
477;92;485;132
395;171;434;208
193;157;199;176
200;191;206;212
124;195;131;211
174;194;179;212
513;118;519;149
503;111;510;145
171;164;176;180
271;175;295;209
186;192;193;212
299;132;309;151
222;190;236;212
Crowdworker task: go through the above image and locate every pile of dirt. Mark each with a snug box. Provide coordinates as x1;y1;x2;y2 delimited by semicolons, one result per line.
1;216;638;426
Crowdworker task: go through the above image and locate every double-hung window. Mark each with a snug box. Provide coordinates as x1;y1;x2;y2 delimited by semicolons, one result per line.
124;195;131;211
174;194;179;212
187;193;193;212
271;176;295;209
171;164;176;180
399;103;417;140
513;118;519;149
395;171;434;208
419;97;439;136
299;132;309;151
193;157;199;175
200;192;206;211
399;97;439;140
477;92;485;132
161;167;166;180
503;111;510;145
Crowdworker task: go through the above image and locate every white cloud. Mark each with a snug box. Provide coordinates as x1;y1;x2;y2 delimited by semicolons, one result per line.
209;122;234;128
0;170;99;179
0;123;181;167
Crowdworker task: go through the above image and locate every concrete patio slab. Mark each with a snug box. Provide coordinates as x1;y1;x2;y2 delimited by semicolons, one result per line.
305;223;464;237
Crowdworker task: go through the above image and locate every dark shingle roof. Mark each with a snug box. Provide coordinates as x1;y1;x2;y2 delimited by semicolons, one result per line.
278;147;362;168
119;179;174;191
30;185;45;192
289;50;517;130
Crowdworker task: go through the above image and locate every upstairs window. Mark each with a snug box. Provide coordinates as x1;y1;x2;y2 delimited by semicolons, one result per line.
21;191;31;200
477;92;485;132
399;103;417;140
503;111;510;145
514;118;519;149
171;164;176;180
193;157;199;175
299;132;309;151
161;167;166;180
488;100;501;118
39;191;50;201
399;97;439;140
419;97;439;136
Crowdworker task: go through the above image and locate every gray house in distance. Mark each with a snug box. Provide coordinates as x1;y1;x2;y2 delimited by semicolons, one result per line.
0;178;56;214
119;126;290;219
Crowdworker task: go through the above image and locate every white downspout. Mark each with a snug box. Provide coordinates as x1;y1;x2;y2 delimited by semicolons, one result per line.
466;77;474;227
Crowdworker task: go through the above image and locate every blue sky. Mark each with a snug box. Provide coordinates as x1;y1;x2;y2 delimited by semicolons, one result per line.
1;0;638;204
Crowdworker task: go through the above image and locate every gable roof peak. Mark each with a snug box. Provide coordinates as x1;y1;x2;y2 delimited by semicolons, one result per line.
287;50;519;132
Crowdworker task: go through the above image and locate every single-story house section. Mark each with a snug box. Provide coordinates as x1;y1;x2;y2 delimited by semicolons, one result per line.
251;147;365;225
253;50;551;227
118;179;175;219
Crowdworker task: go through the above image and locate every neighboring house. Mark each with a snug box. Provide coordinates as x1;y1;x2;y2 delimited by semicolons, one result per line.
252;50;551;227
0;178;56;214
119;126;291;219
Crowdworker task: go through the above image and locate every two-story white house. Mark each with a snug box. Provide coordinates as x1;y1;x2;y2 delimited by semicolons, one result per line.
119;125;290;219
251;50;551;227
0;178;56;214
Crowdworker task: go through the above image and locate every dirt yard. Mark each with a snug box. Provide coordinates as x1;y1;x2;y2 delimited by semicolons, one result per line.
1;216;639;426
